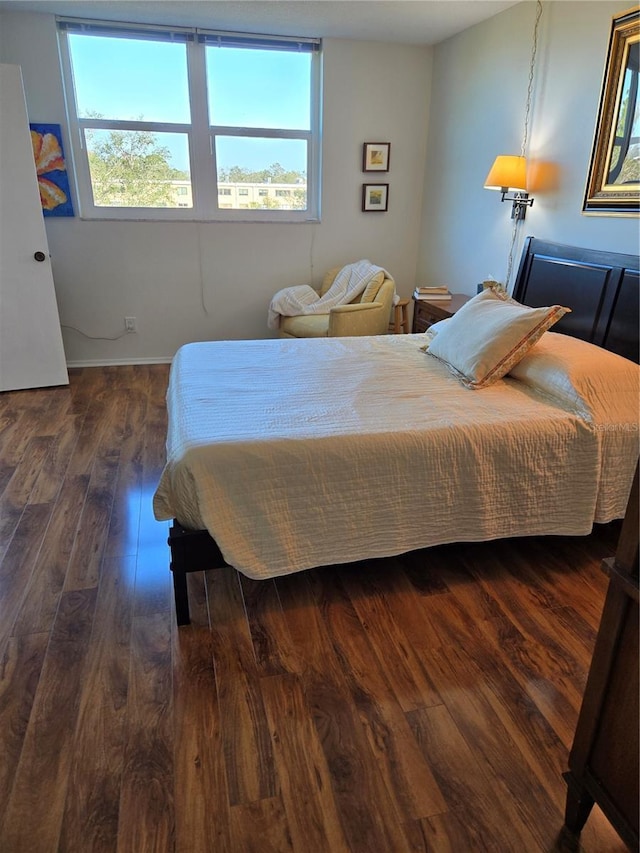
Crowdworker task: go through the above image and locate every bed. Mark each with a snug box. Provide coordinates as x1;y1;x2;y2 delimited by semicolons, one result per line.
154;238;640;624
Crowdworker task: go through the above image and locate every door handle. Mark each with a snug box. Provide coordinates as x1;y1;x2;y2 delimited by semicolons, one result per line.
34;251;47;262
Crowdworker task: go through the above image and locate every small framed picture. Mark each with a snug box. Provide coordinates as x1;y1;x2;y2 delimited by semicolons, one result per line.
362;183;389;212
363;142;390;172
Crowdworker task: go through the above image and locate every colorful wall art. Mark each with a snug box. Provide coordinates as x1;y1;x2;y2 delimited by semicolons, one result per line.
29;123;74;217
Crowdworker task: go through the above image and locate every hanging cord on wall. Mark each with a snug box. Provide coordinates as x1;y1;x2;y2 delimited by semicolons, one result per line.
505;0;543;291
196;223;210;316
308;222;317;285
504;216;520;294
520;0;542;159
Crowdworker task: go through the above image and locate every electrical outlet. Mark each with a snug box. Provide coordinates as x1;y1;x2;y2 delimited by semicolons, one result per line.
125;316;137;333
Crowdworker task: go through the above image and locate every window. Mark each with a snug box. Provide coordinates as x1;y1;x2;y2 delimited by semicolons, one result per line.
57;18;322;221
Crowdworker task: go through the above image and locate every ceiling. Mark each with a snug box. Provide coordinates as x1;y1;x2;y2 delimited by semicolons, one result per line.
0;1;521;46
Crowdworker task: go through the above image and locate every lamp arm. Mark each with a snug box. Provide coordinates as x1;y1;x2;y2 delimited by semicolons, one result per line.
500;190;534;207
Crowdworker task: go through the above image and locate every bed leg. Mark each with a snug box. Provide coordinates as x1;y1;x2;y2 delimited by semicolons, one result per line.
171;565;191;625
168;521;230;625
168;523;191;625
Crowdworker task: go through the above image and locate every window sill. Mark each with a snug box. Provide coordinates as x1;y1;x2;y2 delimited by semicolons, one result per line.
73;213;321;224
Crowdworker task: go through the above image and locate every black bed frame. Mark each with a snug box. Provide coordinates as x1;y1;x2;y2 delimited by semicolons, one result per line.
168;237;640;624
512;237;639;363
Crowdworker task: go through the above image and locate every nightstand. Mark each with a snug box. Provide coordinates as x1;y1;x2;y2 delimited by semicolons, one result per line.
412;293;471;333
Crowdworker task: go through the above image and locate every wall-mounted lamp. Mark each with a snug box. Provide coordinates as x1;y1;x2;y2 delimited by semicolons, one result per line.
484;155;534;220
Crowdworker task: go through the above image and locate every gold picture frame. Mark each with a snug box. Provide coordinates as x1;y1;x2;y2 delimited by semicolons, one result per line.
583;6;639;216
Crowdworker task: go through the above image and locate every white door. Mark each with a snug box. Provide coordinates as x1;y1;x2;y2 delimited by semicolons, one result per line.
0;63;68;392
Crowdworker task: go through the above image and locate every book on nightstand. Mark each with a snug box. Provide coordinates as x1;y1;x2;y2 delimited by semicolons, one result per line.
413;286;452;301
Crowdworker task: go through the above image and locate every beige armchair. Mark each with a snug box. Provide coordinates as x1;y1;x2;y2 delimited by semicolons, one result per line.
279;267;396;338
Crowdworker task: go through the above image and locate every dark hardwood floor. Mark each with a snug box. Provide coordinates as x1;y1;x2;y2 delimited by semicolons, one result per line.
0;365;629;852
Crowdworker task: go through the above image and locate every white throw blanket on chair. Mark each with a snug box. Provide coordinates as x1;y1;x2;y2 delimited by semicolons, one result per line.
268;259;387;330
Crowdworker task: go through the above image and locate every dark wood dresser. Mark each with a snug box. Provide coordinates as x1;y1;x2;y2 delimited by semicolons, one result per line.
563;463;639;849
412;293;471;333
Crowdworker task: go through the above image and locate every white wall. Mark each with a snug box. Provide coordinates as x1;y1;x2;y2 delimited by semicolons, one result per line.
417;1;640;294
2;2;638;366
0;11;432;364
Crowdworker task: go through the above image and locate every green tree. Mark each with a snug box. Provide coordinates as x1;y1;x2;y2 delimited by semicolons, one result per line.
218;162;306;185
290;188;307;210
86;128;186;207
249;195;281;210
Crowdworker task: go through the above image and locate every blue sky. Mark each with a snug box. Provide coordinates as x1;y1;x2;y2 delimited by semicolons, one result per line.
68;34;310;174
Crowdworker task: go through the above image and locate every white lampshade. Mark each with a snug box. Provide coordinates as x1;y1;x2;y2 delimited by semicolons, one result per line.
484;155;528;192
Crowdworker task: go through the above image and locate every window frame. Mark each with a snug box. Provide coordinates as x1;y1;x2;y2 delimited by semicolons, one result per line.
57;18;322;222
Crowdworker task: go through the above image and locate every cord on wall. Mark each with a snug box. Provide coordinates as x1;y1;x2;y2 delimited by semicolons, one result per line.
61;324;128;341
505;216;521;294
520;0;543;160
196;223;210;316
505;0;543;291
308;223;318;285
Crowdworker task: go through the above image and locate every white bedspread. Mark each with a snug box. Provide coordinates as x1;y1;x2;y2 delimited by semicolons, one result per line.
153;335;636;581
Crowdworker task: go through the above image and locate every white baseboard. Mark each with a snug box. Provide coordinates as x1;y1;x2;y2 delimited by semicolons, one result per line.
66;356;172;368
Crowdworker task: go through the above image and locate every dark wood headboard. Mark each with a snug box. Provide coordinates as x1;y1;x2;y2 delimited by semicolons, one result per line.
512;237;639;363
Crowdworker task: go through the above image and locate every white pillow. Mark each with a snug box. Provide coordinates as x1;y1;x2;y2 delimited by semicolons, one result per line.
508;331;640;422
426;287;570;389
419;318;450;350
